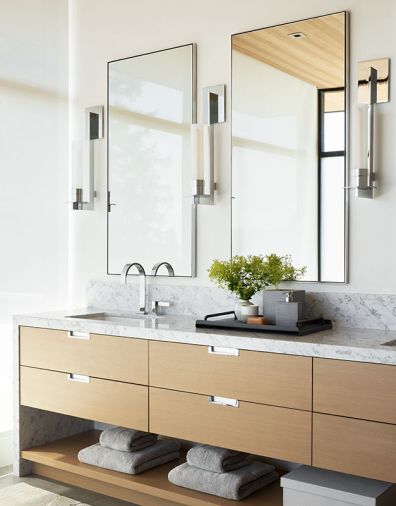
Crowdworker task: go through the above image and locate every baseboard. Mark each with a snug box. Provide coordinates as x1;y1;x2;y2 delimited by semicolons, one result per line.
0;431;13;468
0;464;12;477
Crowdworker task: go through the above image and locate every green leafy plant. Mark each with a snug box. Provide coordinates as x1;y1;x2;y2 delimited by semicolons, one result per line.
208;254;306;301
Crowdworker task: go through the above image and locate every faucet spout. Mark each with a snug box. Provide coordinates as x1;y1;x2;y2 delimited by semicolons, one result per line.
120;262;147;314
151;262;175;277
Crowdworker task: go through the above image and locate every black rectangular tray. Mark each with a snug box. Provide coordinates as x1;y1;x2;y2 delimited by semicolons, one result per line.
196;311;332;336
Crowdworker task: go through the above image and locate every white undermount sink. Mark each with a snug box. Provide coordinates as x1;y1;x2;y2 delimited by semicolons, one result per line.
67;312;162;323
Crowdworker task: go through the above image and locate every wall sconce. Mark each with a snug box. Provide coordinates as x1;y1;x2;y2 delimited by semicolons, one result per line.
71;106;104;210
192;84;225;205
353;58;390;198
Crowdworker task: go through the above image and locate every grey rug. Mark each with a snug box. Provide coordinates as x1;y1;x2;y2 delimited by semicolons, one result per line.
0;483;91;506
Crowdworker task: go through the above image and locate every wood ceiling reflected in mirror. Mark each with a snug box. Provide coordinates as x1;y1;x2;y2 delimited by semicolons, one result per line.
231;12;348;283
232;13;345;90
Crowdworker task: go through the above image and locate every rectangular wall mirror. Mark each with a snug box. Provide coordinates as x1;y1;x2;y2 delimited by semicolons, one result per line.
107;44;196;276
232;12;348;282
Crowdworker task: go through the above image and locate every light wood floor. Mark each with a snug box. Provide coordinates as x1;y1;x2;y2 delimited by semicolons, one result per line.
0;471;136;506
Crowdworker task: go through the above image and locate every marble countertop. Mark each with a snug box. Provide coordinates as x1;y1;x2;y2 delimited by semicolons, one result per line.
14;308;396;365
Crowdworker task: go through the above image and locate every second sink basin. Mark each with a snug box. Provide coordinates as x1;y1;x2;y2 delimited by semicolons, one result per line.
68;312;162;324
382;339;396;346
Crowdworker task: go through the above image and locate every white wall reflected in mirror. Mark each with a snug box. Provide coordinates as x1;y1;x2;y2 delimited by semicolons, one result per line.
232;52;318;280
108;44;195;276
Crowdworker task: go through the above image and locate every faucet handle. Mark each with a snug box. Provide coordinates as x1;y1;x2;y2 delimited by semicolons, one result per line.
152;301;170;316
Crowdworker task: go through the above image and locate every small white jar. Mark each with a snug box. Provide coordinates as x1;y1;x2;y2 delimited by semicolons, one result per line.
236;300;259;322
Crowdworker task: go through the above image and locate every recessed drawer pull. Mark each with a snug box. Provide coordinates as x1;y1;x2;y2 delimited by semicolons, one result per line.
208;346;239;356
68;331;90;340
208;395;239;408
67;373;90;383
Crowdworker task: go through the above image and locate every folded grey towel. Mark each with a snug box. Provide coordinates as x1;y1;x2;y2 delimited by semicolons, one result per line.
99;427;158;452
78;439;180;475
168;461;279;501
187;444;250;473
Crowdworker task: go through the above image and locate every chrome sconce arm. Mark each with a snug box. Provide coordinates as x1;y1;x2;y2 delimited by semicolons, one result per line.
72;105;104;210
192;85;225;205
348;58;390;198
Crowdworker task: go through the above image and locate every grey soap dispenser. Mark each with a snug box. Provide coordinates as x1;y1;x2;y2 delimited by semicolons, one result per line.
275;291;304;327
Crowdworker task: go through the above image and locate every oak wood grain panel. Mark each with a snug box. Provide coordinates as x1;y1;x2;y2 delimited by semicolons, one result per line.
150;387;311;464
313;413;396;483
313;358;396;424
20;326;148;385
149;341;312;410
22;431;283;506
20;366;148;430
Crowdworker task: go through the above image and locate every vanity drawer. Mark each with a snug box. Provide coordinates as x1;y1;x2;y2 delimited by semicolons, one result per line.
150;387;312;464
313;413;396;483
20;326;148;385
313;358;396;424
20;366;148;430
149;341;312;410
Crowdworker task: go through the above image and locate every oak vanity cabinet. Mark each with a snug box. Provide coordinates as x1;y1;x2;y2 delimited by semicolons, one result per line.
19;326;396;499
313;358;396;483
19;327;313;465
149;341;313;464
19;327;149;430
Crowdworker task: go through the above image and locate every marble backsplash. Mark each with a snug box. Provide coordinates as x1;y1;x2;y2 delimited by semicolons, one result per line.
87;280;396;331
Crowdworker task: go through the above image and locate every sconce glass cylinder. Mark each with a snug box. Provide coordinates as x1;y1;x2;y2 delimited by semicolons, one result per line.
191;124;214;202
71;139;92;210
191;124;204;181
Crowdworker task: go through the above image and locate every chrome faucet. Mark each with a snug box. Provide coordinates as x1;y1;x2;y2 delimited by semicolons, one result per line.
120;262;147;314
151;262;174;315
151;261;175;277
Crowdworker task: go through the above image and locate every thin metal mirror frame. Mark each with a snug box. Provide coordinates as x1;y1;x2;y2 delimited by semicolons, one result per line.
106;43;197;278
230;11;350;284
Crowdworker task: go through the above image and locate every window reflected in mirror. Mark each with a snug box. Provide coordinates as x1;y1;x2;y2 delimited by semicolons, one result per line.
232;12;347;282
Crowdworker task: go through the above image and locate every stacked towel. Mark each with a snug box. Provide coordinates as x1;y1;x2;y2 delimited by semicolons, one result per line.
169;444;279;501
78;427;180;475
99;426;158;452
187;444;250;473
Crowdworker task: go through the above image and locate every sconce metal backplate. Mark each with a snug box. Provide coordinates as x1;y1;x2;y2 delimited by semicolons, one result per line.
358;58;390;104
203;84;226;124
86;105;104;140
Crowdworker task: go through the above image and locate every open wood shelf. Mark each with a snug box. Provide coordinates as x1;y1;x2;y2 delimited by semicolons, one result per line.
21;431;283;506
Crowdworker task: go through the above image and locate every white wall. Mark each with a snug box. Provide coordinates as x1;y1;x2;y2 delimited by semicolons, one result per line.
69;0;396;303
0;0;69;437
